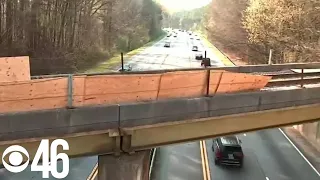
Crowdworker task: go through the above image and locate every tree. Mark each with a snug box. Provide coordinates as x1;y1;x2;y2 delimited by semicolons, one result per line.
244;0;320;63
0;0;164;75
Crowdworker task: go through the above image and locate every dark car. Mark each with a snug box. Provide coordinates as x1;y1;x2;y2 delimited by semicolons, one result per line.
166;34;171;37
192;46;198;51
195;53;203;60
212;135;244;167
164;42;171;47
174;35;177;37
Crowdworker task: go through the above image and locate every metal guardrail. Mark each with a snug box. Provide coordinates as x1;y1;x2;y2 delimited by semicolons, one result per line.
266;69;320;87
31;62;320;79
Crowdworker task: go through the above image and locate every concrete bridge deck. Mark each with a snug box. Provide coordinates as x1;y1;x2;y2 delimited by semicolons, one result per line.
1;86;320;166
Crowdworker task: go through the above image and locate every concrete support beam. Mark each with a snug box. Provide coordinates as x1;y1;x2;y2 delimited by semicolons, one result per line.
98;150;151;180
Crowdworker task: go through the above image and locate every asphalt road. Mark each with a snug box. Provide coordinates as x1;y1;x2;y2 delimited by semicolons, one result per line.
205;129;320;180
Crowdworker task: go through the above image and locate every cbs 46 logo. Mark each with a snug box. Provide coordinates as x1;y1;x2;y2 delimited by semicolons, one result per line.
2;139;69;179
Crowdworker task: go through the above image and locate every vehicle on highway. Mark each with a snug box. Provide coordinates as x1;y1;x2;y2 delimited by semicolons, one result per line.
195;53;203;60
164;42;171;47
192;46;198;51
201;58;211;67
174;35;177;37
196;38;200;40
119;64;132;72
212;135;244;167
166;34;171;37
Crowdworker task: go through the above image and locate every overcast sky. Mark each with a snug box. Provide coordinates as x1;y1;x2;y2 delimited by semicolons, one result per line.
157;0;211;12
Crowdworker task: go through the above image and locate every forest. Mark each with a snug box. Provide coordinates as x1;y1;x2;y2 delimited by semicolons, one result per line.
181;0;320;64
0;0;163;75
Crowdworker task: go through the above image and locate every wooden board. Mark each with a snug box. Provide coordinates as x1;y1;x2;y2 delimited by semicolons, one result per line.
158;70;207;99
216;72;271;93
76;74;161;106
0;56;30;83
208;70;224;95
0;78;68;113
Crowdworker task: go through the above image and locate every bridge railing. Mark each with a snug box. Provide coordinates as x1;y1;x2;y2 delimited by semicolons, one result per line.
1;56;320;114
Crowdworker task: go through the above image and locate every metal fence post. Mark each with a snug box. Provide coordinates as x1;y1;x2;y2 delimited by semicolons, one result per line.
121;52;124;71
67;74;73;108
301;68;304;88
268;49;273;65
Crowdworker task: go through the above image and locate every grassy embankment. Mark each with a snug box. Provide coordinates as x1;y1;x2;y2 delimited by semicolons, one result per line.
84;32;167;73
197;32;235;66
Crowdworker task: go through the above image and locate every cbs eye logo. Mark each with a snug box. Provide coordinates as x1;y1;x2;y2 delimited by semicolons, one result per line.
1;139;69;179
2;145;30;173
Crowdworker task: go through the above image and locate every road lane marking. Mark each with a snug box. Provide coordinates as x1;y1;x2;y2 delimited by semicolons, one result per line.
266;177;270;180
87;163;98;180
200;140;211;180
279;128;320;176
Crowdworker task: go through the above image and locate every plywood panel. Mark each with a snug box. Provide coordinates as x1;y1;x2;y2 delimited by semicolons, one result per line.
81;91;158;106
216;72;271;93
81;74;161;105
0;78;68;113
208;70;224;96
0;78;68;101
0;97;67;113
158;70;207;99
0;56;30;83
73;76;86;106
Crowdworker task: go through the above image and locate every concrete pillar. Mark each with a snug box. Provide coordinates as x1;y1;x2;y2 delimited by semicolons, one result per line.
98;150;151;180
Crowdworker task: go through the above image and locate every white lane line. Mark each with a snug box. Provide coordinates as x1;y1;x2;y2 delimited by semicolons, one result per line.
279;128;320;176
243;133;247;136
266;177;270;180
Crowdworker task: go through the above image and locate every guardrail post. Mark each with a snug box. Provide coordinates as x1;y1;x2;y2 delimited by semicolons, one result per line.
301;68;304;88
67;74;73;108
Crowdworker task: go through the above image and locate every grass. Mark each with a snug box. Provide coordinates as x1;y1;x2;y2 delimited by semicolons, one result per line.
84;32;167;73
197;32;235;66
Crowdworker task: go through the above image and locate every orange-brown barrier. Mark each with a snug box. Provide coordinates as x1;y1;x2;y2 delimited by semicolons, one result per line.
0;71;271;113
0;56;30;83
157;70;207;99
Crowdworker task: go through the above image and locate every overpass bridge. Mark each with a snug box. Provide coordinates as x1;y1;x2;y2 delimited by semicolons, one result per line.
1;56;320;179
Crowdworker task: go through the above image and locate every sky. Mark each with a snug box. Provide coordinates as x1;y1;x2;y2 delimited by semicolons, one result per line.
157;0;211;12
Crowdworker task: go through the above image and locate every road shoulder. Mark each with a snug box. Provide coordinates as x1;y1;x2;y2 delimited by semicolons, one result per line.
282;127;320;173
84;33;166;73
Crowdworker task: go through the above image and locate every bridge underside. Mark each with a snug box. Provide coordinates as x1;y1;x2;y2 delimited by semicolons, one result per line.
1;87;320;165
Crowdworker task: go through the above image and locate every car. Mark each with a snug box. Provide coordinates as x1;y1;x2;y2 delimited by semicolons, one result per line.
119;64;132;72
212;135;244;167
196;38;200;40
164;42;171;47
174;35;177;37
201;58;211;67
166;34;170;37
195;53;203;60
192;46;198;51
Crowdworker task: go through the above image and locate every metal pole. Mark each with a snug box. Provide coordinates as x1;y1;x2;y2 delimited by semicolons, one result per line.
121;52;124;71
268;49;273;65
205;51;207;59
301;68;304;88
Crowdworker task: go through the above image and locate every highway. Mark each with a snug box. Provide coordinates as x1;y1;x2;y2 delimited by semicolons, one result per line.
1;30;319;180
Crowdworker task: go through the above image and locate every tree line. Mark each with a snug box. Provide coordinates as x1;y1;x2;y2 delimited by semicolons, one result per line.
202;0;319;64
0;0;163;75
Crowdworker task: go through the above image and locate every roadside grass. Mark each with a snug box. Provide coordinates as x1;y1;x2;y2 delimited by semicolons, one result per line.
84;33;167;73
197;32;235;66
